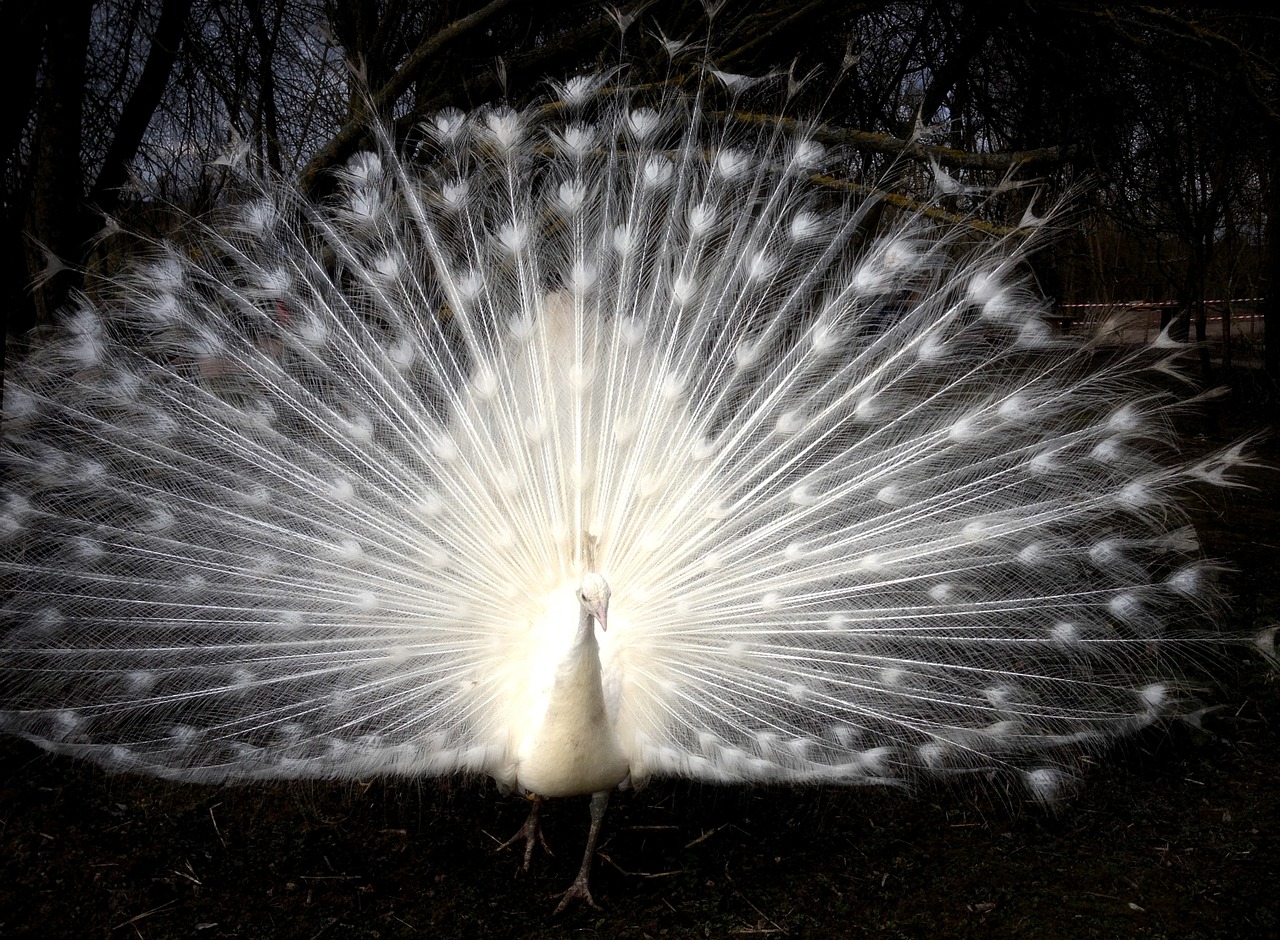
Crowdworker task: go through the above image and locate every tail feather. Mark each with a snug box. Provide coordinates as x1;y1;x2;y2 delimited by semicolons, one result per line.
1;69;1238;799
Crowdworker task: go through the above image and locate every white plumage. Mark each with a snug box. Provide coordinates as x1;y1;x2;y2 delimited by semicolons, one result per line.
0;64;1255;910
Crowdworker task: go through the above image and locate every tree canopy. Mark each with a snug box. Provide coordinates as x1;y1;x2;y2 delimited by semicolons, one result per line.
4;2;1277;384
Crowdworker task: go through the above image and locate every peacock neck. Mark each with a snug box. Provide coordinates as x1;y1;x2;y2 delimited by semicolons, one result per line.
558;605;603;690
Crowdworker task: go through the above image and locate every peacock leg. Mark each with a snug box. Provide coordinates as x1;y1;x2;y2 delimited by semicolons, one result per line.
498;794;549;870
554;789;610;913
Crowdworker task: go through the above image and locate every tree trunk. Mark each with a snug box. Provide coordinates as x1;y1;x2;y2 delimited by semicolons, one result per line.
89;0;194;216
24;0;93;328
1264;124;1280;387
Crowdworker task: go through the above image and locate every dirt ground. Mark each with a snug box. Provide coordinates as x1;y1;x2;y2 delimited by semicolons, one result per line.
2;401;1277;939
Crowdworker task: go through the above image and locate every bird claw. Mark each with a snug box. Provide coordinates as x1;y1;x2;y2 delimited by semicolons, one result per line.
553;875;600;914
497;798;550;870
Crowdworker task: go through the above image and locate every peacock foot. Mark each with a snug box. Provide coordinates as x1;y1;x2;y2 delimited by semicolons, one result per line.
553;872;600;914
497;795;549;871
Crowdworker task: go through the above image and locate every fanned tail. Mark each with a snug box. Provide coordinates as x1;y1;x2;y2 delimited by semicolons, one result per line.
1;66;1242;802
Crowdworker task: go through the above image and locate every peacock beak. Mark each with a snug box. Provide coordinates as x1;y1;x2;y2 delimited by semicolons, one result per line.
591;600;609;631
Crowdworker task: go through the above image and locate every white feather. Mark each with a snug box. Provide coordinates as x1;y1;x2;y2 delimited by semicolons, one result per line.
0;66;1249;908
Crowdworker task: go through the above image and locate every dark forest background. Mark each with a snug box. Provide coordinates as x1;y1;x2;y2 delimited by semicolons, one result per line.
3;2;1279;397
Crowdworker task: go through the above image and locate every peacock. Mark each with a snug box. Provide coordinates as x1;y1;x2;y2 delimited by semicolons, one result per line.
0;60;1264;912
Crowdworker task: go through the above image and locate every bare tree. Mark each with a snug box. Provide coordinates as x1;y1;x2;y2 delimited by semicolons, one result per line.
5;2;1278;392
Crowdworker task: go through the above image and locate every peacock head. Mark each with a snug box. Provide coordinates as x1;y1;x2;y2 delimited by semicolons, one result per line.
576;572;611;631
